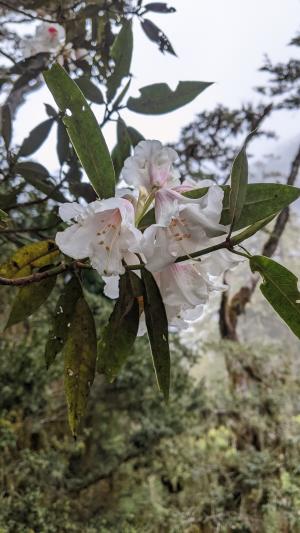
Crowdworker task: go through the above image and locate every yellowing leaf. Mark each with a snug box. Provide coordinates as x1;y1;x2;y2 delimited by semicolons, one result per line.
0;241;57;278
6;276;56;328
63;296;97;437
45;277;82;369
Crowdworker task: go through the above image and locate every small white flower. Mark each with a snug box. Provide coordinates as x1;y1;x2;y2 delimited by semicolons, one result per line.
122;140;180;192
21;23;65;58
142;185;226;272
55;198;142;276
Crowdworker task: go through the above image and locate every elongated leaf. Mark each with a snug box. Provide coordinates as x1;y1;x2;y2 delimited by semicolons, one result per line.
112;117;132;179
15;161;65;202
127;81;211;115
0;240;58;278
141;268;170;400
98;273;140;382
141;19;176;55
250;256;300;340
229;134;251;229
107;20;133;102
231;213;277;245
57;119;70;165
75;77;104;104
229;131;256;230
45;277;82;369
127;126;145;147
138;184;300;232
64;295;97;437
45;103;57;117
6;276;56;328
44;64;115;199
112;78;132;110
145;3;176;13
19;118;54;157
1;104;12;150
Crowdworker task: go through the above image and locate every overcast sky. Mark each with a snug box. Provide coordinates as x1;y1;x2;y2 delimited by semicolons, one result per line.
14;0;300;169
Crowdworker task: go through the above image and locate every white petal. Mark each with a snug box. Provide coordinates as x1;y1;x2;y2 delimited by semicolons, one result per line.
159;263;209;308
55;224;91;259
137;313;147;337
121;139;180;192
103;275;120;299
58;202;86;222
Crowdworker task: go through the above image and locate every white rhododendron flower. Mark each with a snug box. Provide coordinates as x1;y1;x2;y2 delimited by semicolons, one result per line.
122;140;180;192
21;23;65;57
142;186;226;272
55;198;142;276
55;139;243;333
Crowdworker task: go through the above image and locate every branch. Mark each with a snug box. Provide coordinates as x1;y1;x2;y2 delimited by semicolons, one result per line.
0;261;90;286
219;142;300;340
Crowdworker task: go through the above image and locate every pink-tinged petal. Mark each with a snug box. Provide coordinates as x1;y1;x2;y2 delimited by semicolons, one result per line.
121;140;180;192
154;189;181;226
142;225;175;272
143;185;227;272
159;263;209;308
56;197;142;277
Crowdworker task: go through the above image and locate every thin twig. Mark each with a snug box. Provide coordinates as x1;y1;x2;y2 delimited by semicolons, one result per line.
0;0;61;23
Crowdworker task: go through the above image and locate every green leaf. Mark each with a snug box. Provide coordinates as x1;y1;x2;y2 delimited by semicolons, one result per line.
231;213;277;245
97;273;140;382
63;295;97;437
75;77;104;104
6;276;56;329
0;240;58;278
0;208;8;221
145;3;176;13
222;184;300;230
112;78;132;110
138;184;300;232
1;104;12;150
229;132;254;230
112;117;132;180
141;268;170;401
15;161;65;202
19;118;55;157
127;126;145;147
107;20;133;102
127;81;212;115
44;103;57;117
141;19;176;56
56;119;70;166
45;277;82;369
44;64;115;199
250;256;300;340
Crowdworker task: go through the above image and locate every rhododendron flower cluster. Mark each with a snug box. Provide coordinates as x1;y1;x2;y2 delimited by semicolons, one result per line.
56;140;239;331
